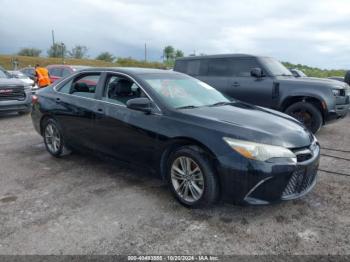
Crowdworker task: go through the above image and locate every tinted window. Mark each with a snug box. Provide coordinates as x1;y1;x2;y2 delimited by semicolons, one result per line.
58;73;100;98
103;74;145;105
62;68;71;77
230;58;260;77
208;59;229;76
187;60;200;76
174;60;187;73
49;67;63;77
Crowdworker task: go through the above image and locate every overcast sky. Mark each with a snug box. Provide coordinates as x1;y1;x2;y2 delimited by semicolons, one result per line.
1;0;350;69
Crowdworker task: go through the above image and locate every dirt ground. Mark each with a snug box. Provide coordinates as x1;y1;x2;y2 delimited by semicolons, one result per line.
0;113;349;255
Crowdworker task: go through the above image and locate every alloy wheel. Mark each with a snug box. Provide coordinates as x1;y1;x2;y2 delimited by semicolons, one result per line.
44;123;61;153
171;156;204;203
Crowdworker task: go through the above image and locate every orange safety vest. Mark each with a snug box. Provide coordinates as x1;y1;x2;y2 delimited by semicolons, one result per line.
35;67;51;88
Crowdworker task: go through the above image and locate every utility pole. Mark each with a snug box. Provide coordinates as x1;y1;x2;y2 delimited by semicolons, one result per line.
51;30;55;46
61;42;65;64
144;43;147;62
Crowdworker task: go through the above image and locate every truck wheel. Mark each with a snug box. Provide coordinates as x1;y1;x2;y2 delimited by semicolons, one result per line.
285;102;323;134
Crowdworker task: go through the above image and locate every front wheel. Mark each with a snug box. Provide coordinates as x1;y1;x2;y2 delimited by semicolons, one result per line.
167;146;219;208
285;102;323;134
43;118;71;157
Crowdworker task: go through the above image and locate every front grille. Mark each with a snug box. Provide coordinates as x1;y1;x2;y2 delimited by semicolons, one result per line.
0;87;25;101
282;165;317;198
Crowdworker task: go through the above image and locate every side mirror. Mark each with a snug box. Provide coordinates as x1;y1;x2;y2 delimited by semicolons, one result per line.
126;97;152;114
250;68;263;78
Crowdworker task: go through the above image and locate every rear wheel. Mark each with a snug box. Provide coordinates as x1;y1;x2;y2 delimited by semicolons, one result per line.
285;102;323;134
167;146;219;208
43;118;71;157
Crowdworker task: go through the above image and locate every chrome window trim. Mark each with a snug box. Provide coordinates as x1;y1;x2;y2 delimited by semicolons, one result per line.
53;70;162;114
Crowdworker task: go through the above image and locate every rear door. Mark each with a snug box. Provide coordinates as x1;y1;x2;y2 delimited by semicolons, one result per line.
53;72;103;149
227;58;274;107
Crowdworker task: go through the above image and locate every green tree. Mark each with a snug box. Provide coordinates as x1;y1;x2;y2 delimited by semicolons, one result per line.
47;43;66;58
175;49;184;58
68;45;88;59
163;46;175;61
17;48;41;57
96;52;115;62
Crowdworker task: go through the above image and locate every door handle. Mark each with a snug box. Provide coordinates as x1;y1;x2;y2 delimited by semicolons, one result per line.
232;82;240;87
55;98;61;103
97;108;104;113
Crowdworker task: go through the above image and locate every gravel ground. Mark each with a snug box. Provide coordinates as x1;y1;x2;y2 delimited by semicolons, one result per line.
0;113;349;255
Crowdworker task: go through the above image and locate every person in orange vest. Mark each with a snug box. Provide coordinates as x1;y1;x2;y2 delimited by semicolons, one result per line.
35;64;51;88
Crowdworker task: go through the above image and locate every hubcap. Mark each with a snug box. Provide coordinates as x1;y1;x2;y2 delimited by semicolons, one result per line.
171;156;204;203
45;123;61;153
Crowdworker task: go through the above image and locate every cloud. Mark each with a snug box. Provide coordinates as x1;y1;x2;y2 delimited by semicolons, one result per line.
0;0;350;68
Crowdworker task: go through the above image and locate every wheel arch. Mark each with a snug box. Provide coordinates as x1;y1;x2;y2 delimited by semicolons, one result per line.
39;114;58;135
158;137;217;180
280;95;326;122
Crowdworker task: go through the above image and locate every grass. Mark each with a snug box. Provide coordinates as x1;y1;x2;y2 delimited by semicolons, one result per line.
0;55;167;70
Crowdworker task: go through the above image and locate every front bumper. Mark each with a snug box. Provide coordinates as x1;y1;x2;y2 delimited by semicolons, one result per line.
325;95;349;123
0;90;32;113
217;143;320;205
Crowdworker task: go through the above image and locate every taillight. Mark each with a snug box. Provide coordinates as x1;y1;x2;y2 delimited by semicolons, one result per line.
32;95;39;105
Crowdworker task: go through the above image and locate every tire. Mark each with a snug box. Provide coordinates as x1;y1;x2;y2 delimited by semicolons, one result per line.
166;146;219;208
285;102;323;134
42;118;71;157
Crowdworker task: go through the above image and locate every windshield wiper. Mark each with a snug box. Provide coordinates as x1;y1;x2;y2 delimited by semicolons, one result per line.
176;105;199;110
208;101;233;107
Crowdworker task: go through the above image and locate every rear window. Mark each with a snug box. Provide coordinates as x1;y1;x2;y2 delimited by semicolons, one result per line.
49;67;63;77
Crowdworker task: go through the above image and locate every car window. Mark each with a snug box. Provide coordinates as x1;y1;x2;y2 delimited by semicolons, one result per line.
62;68;71;77
58;73;100;98
208;59;230;76
49;67;63;77
230;58;260;77
103;74;146;106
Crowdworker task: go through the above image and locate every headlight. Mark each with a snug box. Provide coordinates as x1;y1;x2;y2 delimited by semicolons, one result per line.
331;89;341;96
223;137;296;162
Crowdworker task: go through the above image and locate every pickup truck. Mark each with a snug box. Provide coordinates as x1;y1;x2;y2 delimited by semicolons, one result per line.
174;54;350;133
0;67;32;114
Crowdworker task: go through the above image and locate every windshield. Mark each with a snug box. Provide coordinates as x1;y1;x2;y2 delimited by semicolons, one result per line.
260;58;293;76
0;69;9;78
143;74;231;109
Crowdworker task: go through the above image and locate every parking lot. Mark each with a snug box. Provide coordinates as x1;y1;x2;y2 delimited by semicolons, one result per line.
0;113;349;255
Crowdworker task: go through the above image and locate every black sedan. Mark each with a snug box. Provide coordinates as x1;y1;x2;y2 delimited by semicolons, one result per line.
31;68;320;207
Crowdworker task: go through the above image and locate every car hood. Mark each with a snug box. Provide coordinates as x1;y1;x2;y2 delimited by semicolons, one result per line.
0;78;26;87
180;102;313;148
276;76;348;90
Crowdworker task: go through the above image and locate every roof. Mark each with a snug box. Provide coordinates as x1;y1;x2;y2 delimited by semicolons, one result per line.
176;53;260;60
80;67;170;75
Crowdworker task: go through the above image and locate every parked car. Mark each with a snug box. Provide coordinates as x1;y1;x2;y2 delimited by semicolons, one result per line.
31;68;320;207
20;67;36;80
0;67;32;114
8;70;39;92
174;54;350;133
289;68;307;78
46;65;90;83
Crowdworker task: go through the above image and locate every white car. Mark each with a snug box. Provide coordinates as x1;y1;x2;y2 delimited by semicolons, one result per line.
8;70;39;92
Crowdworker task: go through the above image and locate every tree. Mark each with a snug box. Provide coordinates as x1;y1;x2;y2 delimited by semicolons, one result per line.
175;50;184;58
47;43;66;58
17;48;41;57
96;52;115;62
163;46;175;61
68;45;88;59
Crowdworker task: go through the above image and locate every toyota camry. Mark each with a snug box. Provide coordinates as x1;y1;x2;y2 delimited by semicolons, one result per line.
31;68;320;207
